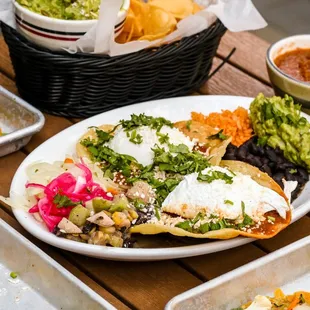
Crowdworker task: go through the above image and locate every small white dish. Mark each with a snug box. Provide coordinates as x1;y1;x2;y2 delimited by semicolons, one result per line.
266;34;310;108
13;0;130;51
10;96;310;261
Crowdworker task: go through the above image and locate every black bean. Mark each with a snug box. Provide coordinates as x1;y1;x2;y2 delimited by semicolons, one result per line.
224;154;237;160
256;145;265;156
82;221;95;234
294;175;306;185
261;164;272;176
274;147;283;155
297;167;309;182
273;171;285;187
237;145;248;160
265;148;278;162
246;154;262;167
123;238;136;248
277;162;295;170
249;142;259;155
268;161;276;170
135;211;152;225
262;157;269;165
285;169;298;182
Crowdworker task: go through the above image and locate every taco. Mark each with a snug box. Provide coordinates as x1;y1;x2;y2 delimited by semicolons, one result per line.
174;120;232;165
131;160;292;240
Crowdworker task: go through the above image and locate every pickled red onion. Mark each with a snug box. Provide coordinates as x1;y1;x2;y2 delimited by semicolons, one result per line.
27;162;112;231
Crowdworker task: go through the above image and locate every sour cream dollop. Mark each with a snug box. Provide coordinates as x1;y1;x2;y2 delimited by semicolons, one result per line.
107;125;195;166
162;166;289;221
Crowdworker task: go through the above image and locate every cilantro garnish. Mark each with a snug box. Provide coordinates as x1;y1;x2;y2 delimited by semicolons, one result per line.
120;114;173;132
208;129;227;140
156;132;170;144
152;145;210;175
197;170;233;184
129;130;143;144
267;216;275;223
53;193;80;209
186;120;192;131
168;143;189;154
299;294;305;305
93;128;114;144
239;201;254;227
289;168;297;174
155;207;161;220
175;213;231;233
224;200;234;205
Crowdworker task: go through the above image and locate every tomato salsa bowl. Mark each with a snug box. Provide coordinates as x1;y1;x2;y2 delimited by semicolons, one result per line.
13;0;130;51
266;34;310;109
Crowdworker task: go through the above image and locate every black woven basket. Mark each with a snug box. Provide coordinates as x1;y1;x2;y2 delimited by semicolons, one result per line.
2;21;227;118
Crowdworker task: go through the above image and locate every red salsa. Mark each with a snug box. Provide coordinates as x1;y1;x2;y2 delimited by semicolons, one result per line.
274;48;310;82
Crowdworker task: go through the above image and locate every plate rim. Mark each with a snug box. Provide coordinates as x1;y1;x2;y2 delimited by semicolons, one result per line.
10;95;310;261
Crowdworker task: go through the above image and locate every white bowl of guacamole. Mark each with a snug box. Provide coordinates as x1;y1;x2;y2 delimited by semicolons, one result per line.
13;0;130;51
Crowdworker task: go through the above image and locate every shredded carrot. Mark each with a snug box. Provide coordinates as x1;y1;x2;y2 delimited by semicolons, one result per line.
64;158;74;164
107;187;119;195
287;294;300;310
191;107;253;147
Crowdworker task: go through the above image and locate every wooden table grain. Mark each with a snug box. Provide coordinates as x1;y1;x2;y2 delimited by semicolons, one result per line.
0;31;309;310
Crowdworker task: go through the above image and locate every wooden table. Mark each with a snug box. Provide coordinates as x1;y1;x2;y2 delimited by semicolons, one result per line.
0;31;309;310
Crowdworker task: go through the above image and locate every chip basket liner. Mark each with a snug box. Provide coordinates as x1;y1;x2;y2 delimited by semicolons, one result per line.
1;20;228;118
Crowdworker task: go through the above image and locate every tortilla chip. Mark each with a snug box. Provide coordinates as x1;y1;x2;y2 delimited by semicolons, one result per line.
76;125;115;159
149;0;194;20
220;160;288;202
174;120;232;165
131;224;240;239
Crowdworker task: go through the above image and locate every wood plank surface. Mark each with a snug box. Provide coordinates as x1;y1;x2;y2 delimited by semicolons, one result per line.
217;31;270;84
199;57;274;97
0;29;309;310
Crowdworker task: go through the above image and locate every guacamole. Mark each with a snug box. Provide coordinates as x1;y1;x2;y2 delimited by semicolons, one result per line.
250;93;310;171
17;0;101;20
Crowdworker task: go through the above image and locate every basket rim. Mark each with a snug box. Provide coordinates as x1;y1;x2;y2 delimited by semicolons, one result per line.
1;19;225;64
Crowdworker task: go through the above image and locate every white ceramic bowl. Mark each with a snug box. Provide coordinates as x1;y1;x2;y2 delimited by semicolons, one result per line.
266;35;310;109
13;0;130;51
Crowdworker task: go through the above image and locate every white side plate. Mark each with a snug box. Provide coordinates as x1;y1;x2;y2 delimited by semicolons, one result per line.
10;96;310;261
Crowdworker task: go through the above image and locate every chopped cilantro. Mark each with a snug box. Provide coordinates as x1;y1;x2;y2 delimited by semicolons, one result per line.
289;168;297;174
10;272;18;279
199;223;210;233
80;140;141;177
119;114;173;132
208;129;227;140
129;130;143;144
156;132;170;144
93;128;114;144
53;194;80;209
35;169;39;173
175;220;192;231
239;201;254;227
267;216;275;223
186;120;192;131
299;294;305;305
133;199;145;210
155;207;161;220
168;143;189;154
224;199;234;205
197;170;233;184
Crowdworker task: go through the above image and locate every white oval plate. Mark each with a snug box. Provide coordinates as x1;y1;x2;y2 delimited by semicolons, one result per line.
10;96;310;261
